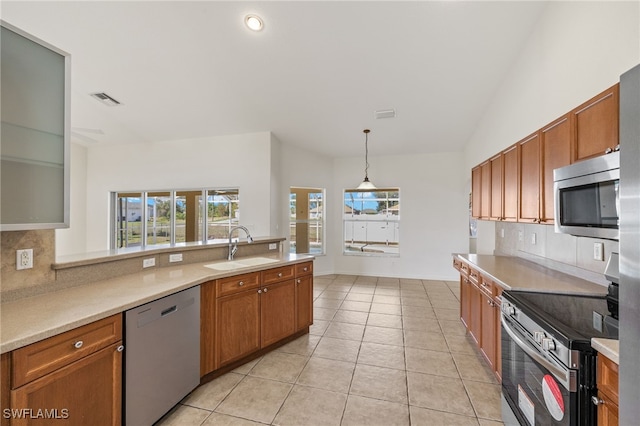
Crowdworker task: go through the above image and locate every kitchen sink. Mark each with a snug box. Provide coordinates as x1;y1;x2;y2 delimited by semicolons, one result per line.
204;257;279;271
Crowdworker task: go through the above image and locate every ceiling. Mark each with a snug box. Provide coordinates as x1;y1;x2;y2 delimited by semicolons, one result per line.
1;1;548;158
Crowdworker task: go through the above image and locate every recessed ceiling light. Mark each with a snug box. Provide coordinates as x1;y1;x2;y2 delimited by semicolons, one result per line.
245;14;264;31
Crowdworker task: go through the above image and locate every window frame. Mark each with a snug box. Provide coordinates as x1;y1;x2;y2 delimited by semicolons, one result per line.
289;187;326;256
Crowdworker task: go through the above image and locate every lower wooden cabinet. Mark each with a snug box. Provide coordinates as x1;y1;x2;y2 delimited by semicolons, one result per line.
215;287;261;367
260;279;296;348
295;275;314;332
455;258;503;382
596;353;619;426
3;314;123;426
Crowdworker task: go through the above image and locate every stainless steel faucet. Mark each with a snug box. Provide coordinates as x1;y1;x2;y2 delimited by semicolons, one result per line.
228;225;253;260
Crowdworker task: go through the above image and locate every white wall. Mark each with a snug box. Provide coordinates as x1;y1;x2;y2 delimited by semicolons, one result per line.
465;1;640;171
74;132;274;254
55;142;88;256
332;152;468;280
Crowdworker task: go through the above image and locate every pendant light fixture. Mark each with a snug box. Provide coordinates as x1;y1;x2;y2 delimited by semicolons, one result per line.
357;129;376;190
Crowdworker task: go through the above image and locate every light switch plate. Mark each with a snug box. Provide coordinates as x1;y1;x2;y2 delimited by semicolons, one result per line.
531;233;537;245
169;253;183;263
269;243;277;250
143;258;156;268
593;243;604;261
592;311;603;332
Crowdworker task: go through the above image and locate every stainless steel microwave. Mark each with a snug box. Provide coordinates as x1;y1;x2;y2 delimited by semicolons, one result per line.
554;151;620;240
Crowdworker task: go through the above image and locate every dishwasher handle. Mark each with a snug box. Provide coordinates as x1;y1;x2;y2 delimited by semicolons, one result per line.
161;305;177;317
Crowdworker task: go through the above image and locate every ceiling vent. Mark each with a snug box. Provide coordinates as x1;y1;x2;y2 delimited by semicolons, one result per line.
90;92;121;106
374;109;396;119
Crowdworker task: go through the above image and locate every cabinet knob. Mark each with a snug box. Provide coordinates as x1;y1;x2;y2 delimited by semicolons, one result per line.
117;345;124;353
278;272;283;277
591;396;605;406
605;147;613;154
303;267;308;272
263;287;268;293
297;279;301;284
74;341;83;349
238;281;244;287
258;289;262;294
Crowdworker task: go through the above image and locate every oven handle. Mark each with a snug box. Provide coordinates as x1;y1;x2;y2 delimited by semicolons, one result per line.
501;314;572;391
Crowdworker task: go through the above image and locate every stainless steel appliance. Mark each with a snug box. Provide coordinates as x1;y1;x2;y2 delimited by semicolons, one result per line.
500;289;616;426
125;286;200;426
554;151;620;240
619;63;640;425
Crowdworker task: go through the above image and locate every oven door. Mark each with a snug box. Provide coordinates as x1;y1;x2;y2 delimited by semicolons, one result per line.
501;314;577;426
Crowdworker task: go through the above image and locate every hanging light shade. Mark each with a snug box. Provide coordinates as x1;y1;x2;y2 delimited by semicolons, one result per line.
357;129;376;190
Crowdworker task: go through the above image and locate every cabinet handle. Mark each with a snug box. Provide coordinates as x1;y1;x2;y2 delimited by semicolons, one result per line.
278;272;283;277
117;345;124;353
591;396;605;406
303;267;308;272
297;279;301;284
258;289;262;294
238;281;244;287
74;341;83;349
263;287;268;293
605;147;613;154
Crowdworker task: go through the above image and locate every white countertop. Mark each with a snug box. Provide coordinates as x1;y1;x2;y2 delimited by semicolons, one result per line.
454;254;608;296
592;338;619;364
0;253;313;354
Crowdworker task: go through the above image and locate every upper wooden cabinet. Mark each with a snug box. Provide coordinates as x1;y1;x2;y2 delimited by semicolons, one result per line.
471;83;619;225
572;84;619;162
471;166;482;219
518;132;541;223
489;155;503;220
540;115;572;223
502;144;519;222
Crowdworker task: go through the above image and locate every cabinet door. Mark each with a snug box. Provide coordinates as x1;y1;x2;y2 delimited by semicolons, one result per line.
480;291;497;370
459;275;471;329
503;144;519;221
200;281;216;376
216;289;260;367
11;343;122;426
471;166;482;219
295;276;313;332
469;282;482;345
597;391;619;426
261;280;296;348
519;132;541;222
480;161;491;219
572;84;619;162
490;154;503;220
540;115;571;223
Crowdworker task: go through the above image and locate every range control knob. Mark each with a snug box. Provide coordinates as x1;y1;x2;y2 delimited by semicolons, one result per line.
534;331;545;343
542;338;556;351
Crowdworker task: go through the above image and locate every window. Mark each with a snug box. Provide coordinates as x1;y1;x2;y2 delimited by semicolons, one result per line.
343;189;400;256
111;188;239;249
290;187;325;255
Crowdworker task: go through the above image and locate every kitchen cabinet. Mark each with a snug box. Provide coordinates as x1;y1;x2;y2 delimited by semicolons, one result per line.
206;262;312;372
480;161;491;219
540;115;572;223
596;353;619;426
295;262;314;332
572;84;619;162
502;144;519;222
471;166;482;219
454;257;503;382
518;132;541;223
489;154;503;220
4;315;123;425
0;22;70;231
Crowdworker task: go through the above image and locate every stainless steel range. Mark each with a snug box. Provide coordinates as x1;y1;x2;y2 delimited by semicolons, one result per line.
500;275;618;426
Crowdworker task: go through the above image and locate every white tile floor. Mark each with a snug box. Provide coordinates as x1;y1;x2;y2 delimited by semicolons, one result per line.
156;275;505;426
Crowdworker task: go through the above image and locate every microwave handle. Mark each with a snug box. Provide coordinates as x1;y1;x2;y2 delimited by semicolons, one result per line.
501;314;572;391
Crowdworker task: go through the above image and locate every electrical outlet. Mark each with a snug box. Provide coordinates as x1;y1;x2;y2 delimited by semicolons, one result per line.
593;242;604;261
592;311;603;332
16;249;33;270
169;253;183;263
500;228;505;238
531;233;537;245
143;258;156;268
269;243;277;250
518;230;524;242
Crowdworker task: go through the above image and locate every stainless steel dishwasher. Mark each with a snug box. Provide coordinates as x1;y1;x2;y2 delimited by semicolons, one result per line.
125;286;200;426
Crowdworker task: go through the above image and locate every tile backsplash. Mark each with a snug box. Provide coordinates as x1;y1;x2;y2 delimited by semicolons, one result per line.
1;230;56;294
494;222;617;285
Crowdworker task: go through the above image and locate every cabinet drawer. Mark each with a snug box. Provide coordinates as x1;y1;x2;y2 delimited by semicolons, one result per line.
262;265;295;285
453;258;462;271
597;354;619;402
11;314;122;388
468;268;480;285
295;262;313;276
479;275;495;298
460;262;470;276
217;272;260;297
